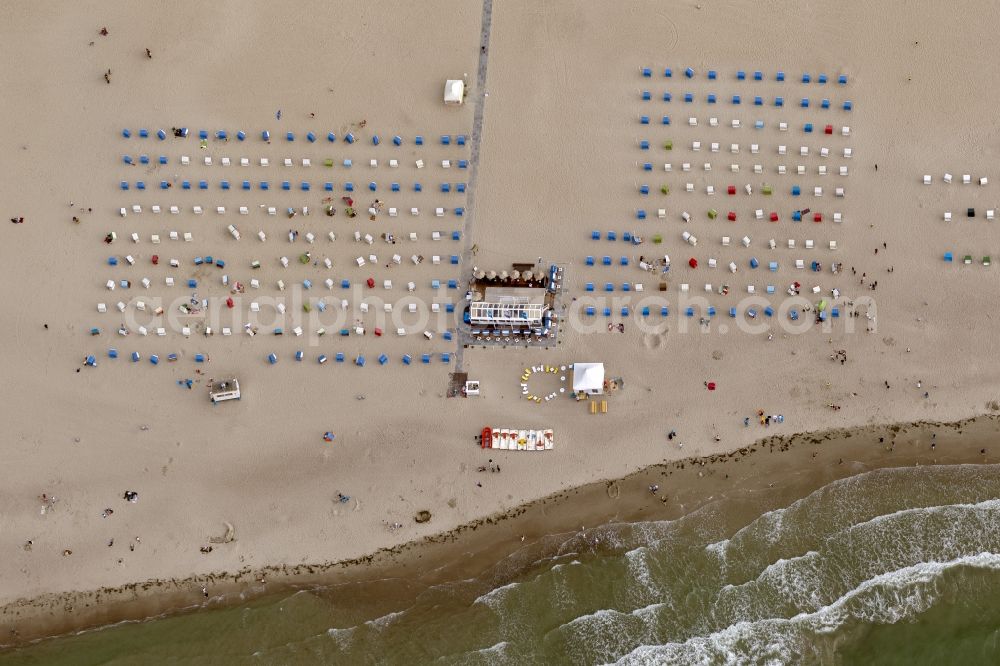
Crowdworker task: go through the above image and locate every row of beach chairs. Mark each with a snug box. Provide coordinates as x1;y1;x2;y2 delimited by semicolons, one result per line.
942;209;997;221
120;204;466;217
119;179;468;193
641;68;849;85
105;275;465;291
121;129;469;145
638;209;842;223
123;155;470;170
89;350;452;367
640;91;853;110
943;253;992;266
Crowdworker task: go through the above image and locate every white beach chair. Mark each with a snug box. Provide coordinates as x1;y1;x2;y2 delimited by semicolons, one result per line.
217;206;226;214
411;207;419;216
732;119;741;128
658;208;666;219
132;205;142;214
704;163;711;171
151;205;161;214
800;146;809;156
963;174;972;184
283;158;292;167
682;162;691;171
805;240;814;249
754;164;762;174
181;156;190;165
169;231;178;240
843;148;852;158
442;160;451;168
820;148;829;158
184;232;193;242
141;277;150;288
151;234;160;244
204;157;212;166
170;206;179;214
814;187;823;197
795;259;805;269
408;281;415;292
755;209;763;220
691;142;700;153
97;303;107;313
369;159;377;168
833;212;843;223
788;240;796;249
722;236;731;246
685;183;694;192
835;187;845;197
730;143;739;154
389;207;398;217
240;158;249;166
131;232;140;243
165;277;174;286
416;159;424;169
923;175;932;185
751;144;759;154
389;159;398;168
709;117;719;127
778;165;787;175
731;164;739;173
829;241;838;250
302;158;311;167
688;117;697;126
778;145;786;155
280;256;289;267
711;142;720;153
222;327;232;336
239;206;249;215
706;185;715;195
818;166;827;176
267;207;277;215
119;207;127;218
193;206;203;215
260;158;269;167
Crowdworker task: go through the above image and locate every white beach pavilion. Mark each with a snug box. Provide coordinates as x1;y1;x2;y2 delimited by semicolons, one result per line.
444;79;465;105
572;363;605;396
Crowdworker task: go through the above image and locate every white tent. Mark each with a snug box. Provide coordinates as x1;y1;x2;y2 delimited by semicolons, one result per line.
444;79;465;105
572;363;605;395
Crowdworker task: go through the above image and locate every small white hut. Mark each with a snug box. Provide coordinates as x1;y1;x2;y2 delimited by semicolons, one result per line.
444;79;465;105
572;363;605;395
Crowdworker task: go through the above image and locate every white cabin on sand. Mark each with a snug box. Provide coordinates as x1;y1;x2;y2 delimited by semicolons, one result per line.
572;363;605;395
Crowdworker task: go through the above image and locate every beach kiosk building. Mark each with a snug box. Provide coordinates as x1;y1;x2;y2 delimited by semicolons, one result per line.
444;79;465;105
572;363;605;396
209;378;241;404
469;287;548;329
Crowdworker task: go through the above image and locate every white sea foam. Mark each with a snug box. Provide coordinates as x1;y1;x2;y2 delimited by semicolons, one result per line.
326;625;356;650
472;581;521;608
363;609;406;630
614;552;1000;665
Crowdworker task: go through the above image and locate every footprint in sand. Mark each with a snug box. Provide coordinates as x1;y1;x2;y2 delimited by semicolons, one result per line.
643;330;668;350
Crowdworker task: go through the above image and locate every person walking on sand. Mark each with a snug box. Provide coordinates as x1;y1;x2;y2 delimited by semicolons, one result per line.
145;48;152;59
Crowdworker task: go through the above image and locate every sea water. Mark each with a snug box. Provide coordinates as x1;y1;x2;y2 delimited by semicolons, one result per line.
5;464;1000;665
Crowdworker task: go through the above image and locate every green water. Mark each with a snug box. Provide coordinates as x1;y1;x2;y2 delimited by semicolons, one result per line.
4;464;1000;665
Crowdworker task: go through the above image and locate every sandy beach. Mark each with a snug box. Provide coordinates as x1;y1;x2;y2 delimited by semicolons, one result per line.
4;0;1000;648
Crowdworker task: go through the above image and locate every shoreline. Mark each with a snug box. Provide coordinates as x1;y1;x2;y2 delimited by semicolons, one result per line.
4;412;999;650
